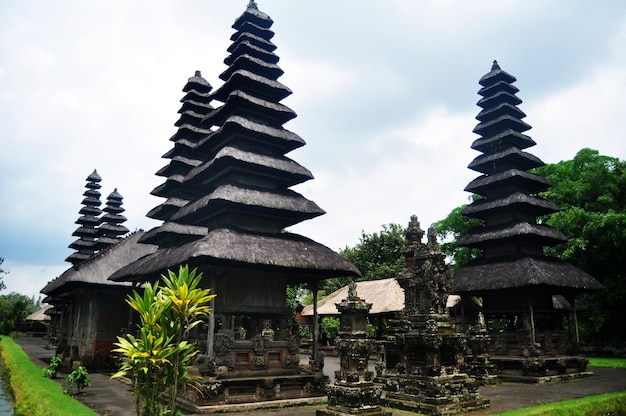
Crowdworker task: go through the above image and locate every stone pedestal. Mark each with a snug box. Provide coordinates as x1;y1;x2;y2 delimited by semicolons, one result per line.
317;283;390;416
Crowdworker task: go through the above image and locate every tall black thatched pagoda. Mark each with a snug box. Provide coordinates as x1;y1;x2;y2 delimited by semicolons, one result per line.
453;61;602;380
66;170;102;265
111;1;359;406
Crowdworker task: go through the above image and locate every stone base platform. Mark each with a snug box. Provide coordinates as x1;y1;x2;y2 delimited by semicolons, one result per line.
176;373;328;412
317;405;391;416
491;355;593;383
379;373;490;415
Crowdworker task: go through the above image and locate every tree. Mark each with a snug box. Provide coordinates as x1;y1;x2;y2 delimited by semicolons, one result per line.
433;202;482;268
534;148;626;344
0;258;8;292
316;223;406;297
112;265;216;416
435;149;626;344
0;292;40;334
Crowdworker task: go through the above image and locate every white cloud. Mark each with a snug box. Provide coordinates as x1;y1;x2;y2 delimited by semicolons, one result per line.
2;260;66;301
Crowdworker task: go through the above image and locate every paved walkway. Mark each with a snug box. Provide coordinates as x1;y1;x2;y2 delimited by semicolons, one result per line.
16;336;626;415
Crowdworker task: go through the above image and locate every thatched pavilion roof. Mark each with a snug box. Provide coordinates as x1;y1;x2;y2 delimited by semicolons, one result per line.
42;231;157;297
301;278;404;317
25;305;53;321
109;228;360;283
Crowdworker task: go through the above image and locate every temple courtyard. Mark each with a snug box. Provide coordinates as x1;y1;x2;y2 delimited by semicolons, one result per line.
16;336;626;416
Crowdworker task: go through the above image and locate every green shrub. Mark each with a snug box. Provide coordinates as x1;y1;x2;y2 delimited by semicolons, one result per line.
65;366;92;394
42;355;62;379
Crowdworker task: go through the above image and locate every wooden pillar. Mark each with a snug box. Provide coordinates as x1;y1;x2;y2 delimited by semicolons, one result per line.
311;281;319;363
528;294;536;345
569;294;580;344
207;274;216;357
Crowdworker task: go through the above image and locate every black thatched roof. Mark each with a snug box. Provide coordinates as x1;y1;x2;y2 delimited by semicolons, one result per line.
452;255;603;294
464;169;552;195
459;222;567;247
109;228;360;283
471;129;536;153
194;115;305;155
138;222;207;247
42;231;157;297
185;146;313;189
461;192;559;219
170;184;324;229
468;147;544;174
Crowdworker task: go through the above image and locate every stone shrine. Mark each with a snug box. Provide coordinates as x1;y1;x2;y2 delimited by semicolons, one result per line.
318;282;390;416
380;216;489;414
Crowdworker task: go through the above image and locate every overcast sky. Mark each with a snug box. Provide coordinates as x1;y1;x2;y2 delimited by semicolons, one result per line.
1;1;625;300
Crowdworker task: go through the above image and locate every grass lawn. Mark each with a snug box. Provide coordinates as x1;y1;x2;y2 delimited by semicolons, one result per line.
588;356;626;368
0;335;96;416
494;390;626;415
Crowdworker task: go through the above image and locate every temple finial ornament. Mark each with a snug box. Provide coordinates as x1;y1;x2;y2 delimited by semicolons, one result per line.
247;0;258;10
491;60;500;70
195;70;201;77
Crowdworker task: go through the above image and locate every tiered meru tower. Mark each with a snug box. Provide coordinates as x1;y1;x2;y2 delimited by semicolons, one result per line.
453;61;602;379
110;2;359;406
66;170;103;265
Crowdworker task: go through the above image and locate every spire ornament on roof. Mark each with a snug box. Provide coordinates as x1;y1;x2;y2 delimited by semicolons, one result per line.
491;60;500;71
247;0;258;10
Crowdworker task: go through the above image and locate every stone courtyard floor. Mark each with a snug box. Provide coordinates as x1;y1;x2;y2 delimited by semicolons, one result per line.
16;336;626;415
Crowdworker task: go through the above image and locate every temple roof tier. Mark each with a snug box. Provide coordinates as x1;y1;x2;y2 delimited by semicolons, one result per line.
169;184;324;230
471;129;536;153
224;40;279;67
109;228;359;283
459;221;567;248
461;192;559;219
45;232;157;296
464;169;552;196
472;114;532;137
232;4;273;31
228;31;277;53
219;54;284;82
479;60;517;86
138;222;208;247
453;255;603;294
194;115;305;155
211;69;292;103
468;147;544;174
185;146;314;189
202;90;296;127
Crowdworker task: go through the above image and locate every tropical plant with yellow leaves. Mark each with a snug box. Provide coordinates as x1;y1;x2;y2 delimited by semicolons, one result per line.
112;265;215;416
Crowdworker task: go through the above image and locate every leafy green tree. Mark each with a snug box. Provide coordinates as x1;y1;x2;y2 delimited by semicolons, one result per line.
435;148;626;344
0;258;8;291
0;292;40;334
534;148;626;344
312;223;406;299
112;265;215;416
433;202;482;268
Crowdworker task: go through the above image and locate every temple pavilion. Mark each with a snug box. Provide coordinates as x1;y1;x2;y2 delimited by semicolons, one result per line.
453;61;602;380
42;171;156;368
110;1;359;406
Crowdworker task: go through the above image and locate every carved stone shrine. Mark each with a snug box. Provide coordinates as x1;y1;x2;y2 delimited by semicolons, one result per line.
317;281;390;416
380;216;490;414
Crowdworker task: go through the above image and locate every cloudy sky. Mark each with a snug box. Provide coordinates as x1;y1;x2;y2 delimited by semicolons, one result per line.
1;0;625;299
